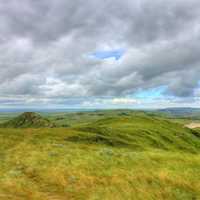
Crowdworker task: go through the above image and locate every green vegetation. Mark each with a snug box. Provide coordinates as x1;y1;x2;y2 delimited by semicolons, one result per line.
0;110;199;199
0;112;55;128
72;115;200;152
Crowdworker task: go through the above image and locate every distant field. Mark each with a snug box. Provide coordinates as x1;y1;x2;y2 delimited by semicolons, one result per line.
0;110;199;199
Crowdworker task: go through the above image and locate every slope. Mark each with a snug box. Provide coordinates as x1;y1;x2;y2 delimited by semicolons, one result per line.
70;114;200;152
0;112;55;128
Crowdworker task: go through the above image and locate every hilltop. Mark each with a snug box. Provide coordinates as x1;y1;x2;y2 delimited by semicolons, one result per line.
0;112;55;128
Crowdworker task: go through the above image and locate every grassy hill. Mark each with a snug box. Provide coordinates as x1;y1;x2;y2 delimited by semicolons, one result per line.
72;115;200;152
0;111;199;199
0;112;55;128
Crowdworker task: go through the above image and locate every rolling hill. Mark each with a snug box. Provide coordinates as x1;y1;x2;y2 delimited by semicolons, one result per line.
71;114;200;152
157;107;200;118
0;112;55;128
0;111;199;199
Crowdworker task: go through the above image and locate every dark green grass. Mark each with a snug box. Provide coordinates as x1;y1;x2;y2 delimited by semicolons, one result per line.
72;115;200;152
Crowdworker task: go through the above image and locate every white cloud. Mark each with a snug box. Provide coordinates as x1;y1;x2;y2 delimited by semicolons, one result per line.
111;98;139;105
81;97;140;108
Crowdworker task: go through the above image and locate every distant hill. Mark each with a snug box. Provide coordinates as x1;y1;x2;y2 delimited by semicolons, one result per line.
156;107;200;118
0;112;55;128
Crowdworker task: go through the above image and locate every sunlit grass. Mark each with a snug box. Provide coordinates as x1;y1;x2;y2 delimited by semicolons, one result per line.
0;111;199;199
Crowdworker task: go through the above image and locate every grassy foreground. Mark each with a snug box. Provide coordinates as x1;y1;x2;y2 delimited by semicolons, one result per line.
0;111;199;199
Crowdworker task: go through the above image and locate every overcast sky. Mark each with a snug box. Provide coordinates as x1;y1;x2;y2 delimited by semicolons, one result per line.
0;0;200;109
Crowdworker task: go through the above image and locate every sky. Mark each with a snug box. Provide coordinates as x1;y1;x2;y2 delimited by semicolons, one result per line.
0;0;200;109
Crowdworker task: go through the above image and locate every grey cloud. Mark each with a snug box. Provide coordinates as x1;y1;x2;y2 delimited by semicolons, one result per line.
0;0;200;106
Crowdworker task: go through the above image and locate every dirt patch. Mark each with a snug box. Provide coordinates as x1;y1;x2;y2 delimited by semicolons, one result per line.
185;123;200;129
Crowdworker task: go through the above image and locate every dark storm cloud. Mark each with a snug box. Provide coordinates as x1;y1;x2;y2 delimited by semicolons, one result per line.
0;0;200;106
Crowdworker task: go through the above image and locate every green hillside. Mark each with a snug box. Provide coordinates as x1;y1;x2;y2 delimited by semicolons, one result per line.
0;112;55;128
72;115;200;152
0;111;199;199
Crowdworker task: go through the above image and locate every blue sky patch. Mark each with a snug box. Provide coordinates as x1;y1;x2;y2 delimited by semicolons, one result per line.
91;49;125;60
134;86;167;99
